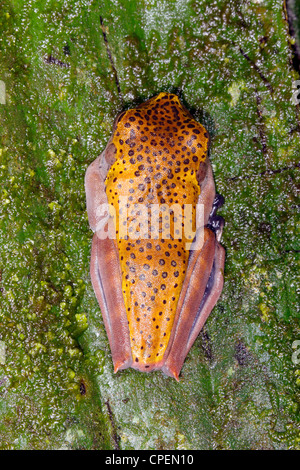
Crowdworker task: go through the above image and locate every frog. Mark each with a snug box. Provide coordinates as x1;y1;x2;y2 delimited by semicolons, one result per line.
85;92;225;380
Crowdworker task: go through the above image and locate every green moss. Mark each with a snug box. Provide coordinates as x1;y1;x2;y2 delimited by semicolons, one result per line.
0;0;299;450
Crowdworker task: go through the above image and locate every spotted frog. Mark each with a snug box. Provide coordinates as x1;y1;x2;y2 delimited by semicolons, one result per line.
85;93;225;380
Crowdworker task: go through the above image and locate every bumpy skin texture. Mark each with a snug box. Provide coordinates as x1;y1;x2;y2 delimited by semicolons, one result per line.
85;93;225;380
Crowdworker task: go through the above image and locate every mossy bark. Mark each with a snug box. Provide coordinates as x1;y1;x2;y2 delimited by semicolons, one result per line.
0;0;299;449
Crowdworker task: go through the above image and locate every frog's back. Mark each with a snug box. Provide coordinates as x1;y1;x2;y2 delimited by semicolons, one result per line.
105;93;209;370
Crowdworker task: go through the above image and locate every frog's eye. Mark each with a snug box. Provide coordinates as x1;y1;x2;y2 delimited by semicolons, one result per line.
112;110;127;130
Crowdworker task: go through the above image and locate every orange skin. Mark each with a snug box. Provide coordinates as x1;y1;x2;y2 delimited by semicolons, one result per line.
85;93;225;380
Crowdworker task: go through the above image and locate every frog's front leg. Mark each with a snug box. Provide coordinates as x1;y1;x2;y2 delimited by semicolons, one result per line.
85;151;133;372
162;229;225;380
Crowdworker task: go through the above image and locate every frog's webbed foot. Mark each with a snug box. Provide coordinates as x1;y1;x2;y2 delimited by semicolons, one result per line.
207;193;225;242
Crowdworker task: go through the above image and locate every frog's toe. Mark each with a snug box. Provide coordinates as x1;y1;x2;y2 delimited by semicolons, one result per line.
207;215;225;241
114;357;132;373
161;364;180;382
214;193;225;210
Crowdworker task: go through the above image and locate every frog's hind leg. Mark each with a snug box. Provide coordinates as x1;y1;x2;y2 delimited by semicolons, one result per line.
90;233;133;372
86;147;133;373
162;229;225;381
161;160;225;380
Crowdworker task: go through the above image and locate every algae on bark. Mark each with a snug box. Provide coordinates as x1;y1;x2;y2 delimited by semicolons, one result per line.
0;0;299;449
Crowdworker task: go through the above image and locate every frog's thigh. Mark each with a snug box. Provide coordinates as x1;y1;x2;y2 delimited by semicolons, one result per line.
90;233;133;372
162;228;224;381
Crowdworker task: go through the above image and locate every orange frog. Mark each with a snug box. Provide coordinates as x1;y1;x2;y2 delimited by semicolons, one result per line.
85;93;225;380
